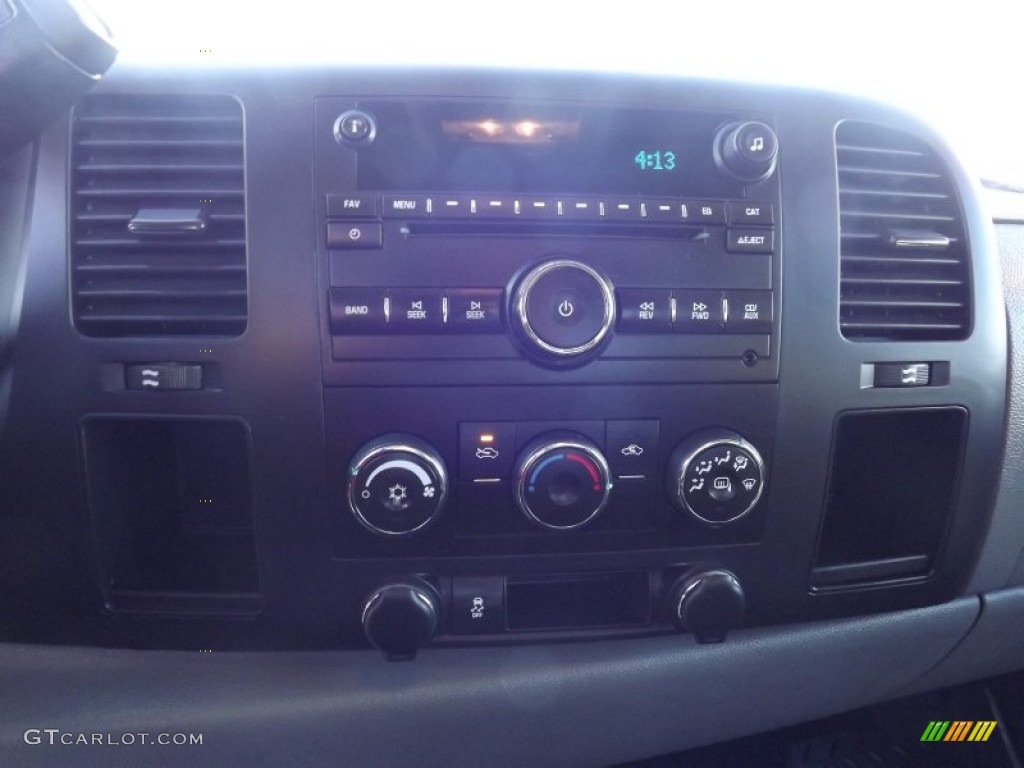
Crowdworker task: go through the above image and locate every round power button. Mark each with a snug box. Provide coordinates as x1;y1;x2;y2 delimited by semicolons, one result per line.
512;260;615;360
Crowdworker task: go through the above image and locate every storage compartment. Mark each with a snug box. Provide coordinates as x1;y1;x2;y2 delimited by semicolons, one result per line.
506;571;651;631
810;407;967;588
81;417;260;614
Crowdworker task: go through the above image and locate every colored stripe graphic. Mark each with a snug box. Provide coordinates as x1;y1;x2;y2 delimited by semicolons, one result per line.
968;721;998;742
921;721;950;741
944;721;972;741
921;720;997;742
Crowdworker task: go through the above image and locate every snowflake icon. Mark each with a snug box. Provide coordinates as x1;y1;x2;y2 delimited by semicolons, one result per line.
388;484;408;503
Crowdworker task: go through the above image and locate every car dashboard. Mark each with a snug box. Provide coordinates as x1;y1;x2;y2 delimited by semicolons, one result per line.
2;45;1024;767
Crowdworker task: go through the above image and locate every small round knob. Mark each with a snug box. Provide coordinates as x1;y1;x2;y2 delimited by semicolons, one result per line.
669;569;745;643
511;260;615;361
333;109;377;145
361;579;440;660
714;121;778;182
347;435;448;536
667;428;765;524
513;432;612;531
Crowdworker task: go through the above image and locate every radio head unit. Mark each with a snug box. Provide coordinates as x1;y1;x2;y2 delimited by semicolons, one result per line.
315;97;781;384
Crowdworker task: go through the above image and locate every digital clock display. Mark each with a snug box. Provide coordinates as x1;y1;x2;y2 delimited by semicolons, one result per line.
634;150;677;172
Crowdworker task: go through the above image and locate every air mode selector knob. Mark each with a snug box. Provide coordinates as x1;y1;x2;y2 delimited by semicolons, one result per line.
667;429;765;524
347;435;448;536
512;259;615;361
513;432;613;530
714;121;778;182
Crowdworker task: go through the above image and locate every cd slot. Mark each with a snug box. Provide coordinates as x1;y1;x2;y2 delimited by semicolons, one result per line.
405;220;710;240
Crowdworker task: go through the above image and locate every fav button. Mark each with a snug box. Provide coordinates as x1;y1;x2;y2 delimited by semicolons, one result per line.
326;194;379;219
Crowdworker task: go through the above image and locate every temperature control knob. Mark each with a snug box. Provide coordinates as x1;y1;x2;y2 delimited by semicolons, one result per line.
347;435;448;536
513;432;612;530
714;121;778;182
668;429;765;524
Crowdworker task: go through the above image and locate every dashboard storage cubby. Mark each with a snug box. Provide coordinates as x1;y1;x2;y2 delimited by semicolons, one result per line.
81;417;260;614
810;408;968;588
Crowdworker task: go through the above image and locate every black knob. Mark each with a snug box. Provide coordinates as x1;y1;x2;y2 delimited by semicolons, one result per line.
347;435;448;536
333;109;377;145
714;121;778;182
669;570;745;644
361;579;440;660
667;428;765;524
511;260;615;362
513;432;612;531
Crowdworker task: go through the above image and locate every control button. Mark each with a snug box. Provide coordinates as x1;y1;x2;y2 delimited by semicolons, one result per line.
329;287;387;334
459;422;516;481
668;430;765;525
451;576;505;635
735;122;778;167
475;196;514;218
434;195;472;218
715;121;778;182
617;289;672;333
673;291;724;333
382;195;431;218
682;201;726;224
645;200;684;221
606;420;659;478
326;194;379;219
519;198;558;219
514;260;615;359
606;199;642;220
347;436;449;536
513;432;612;530
447;288;503;332
726;228;774;253
125;363;202;391
362;579;439;660
727;201;773;225
724;291;773;334
874;363;932;388
333;109;377;145
562;199;600;219
327;222;383;249
389;289;443;331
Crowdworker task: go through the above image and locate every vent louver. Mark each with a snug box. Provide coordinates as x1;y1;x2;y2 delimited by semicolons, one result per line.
71;94;247;337
837;121;969;340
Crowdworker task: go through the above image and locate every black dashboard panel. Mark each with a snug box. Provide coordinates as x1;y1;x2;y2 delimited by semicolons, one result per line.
0;68;1009;663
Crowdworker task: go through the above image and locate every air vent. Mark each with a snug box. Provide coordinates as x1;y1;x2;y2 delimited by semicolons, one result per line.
837;121;969;340
70;94;246;337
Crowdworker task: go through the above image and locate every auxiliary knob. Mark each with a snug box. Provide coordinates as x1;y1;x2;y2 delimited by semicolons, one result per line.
513;432;612;530
511;259;615;362
347;435;448;536
668;569;745;644
667;428;765;524
361;578;440;660
713;121;778;182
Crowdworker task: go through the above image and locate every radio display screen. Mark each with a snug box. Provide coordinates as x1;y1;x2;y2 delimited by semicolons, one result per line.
354;101;743;197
